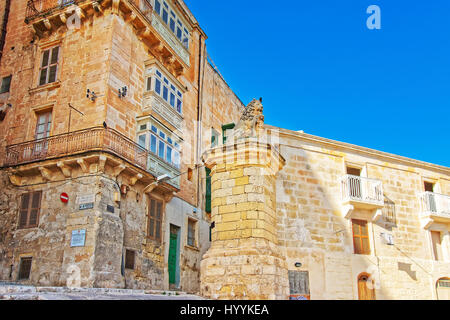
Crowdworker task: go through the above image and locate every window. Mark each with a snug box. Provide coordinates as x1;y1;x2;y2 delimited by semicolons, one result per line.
149;67;183;114
142;123;181;168
18;257;32;280
352;219;370;255
18;191;42;229
211;128;219;148
148;198;163;241
431;231;443;261
222;123;235;144
152;0;190;49
39;46;60;86
0;75;12;93
346;167;361;176
187;219;196;247
35;111;52;140
424;181;435;192
125;250;135;269
288;271;310;300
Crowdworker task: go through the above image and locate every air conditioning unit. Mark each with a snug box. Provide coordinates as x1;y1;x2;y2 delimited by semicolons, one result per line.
381;233;394;245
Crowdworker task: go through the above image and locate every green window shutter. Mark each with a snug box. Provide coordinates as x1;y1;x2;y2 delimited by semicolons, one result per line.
221;123;235;145
205;167;211;213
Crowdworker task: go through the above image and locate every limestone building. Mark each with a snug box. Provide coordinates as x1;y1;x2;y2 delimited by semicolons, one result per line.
0;0;243;292
0;0;449;300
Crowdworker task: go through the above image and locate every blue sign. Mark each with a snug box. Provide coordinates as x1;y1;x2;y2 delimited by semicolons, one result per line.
79;203;94;210
71;229;86;247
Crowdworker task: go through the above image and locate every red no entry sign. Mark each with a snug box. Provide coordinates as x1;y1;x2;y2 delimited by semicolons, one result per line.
60;192;69;203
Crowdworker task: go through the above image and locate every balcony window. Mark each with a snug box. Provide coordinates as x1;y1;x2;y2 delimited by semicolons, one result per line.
148;67;183;114
138;121;181;169
151;0;190;50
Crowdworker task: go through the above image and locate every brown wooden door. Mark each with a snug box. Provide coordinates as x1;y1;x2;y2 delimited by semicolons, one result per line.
358;274;376;300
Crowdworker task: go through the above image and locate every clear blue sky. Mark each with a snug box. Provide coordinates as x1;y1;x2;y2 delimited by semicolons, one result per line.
185;0;450;167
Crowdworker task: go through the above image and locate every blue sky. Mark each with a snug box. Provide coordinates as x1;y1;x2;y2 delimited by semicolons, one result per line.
185;0;450;167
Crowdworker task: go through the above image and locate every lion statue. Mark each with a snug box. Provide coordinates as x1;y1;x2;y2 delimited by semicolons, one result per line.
226;98;265;144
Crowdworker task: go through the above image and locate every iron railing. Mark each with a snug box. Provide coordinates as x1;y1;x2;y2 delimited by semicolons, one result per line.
25;0;83;21
341;174;384;206
420;192;450;217
4;127;148;169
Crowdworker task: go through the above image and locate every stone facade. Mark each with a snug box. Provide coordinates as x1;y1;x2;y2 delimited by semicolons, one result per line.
0;0;242;293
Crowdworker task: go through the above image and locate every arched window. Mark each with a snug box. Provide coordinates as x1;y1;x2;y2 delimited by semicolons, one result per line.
358;273;376;300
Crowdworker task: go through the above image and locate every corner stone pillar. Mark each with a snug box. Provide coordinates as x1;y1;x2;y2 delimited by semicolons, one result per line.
200;138;289;300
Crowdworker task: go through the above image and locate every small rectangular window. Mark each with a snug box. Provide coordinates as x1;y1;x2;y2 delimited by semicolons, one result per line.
125;250;135;269
166;146;172;163
163;86;168;101
162;9;168;24
159;131;165;139
352;219;370;255
148;198;163;241
0;75;12;94
155;78;161;94
170;18;175;32
151;125;158;133
146;77;152;91
170;92;175;107
138;134;146;149
18;257;32;280
18;191;42;229
158;141;165;159
187;219;196;247
150;134;157;154
39;46;60;86
176;99;182;113
156;70;162;78
154;0;161;15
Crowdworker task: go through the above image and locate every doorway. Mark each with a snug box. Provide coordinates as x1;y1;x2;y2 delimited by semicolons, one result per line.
168;224;180;290
357;273;376;300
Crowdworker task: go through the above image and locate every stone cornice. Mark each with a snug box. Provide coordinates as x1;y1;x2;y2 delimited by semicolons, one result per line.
267;126;450;175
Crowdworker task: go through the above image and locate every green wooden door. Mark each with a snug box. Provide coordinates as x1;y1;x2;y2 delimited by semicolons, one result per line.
168;232;178;284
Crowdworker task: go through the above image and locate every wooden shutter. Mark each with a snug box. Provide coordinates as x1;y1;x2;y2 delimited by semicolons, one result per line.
431;231;442;261
148;199;155;238
352;219;370;254
19;193;30;228
155;201;162;241
18;192;41;229
146;77;152;91
148;198;163;241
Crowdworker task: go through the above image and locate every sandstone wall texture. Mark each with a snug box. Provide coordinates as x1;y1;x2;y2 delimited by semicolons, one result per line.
274;127;450;300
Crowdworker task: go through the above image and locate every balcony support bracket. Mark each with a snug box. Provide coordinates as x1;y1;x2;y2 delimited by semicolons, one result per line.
113;164;126;178
77;159;89;173
8;174;22;186
372;209;383;222
342;204;354;219
420;218;434;230
57;161;72;178
130;173;143;186
39;166;54;181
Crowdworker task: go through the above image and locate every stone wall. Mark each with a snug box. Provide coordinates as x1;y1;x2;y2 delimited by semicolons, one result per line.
274;127;450;300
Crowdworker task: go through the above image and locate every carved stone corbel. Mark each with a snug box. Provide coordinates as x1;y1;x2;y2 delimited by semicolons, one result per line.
43;19;52;30
113;164;126;178
39;166;54;181
143;182;157;194
60;13;67;24
130;173;143;186
57;161;72;178
92;1;103;15
137;27;150;40
77;159;89;173
164;192;176;203
9;174;22;186
125;12;136;23
112;0;120;15
98;155;107;172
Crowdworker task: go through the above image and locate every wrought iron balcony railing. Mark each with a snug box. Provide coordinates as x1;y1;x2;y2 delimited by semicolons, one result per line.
4;127;148;169
420;192;450;218
340;174;384;207
25;0;83;21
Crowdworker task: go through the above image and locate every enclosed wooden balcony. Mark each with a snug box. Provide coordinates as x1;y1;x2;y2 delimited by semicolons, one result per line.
419;192;450;228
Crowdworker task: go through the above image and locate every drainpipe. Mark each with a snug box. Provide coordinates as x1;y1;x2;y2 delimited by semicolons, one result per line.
195;33;203;208
0;0;11;64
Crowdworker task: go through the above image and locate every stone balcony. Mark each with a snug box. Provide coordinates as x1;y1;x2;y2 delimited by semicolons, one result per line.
142;91;183;131
2;127;179;192
419;192;450;229
340;174;384;220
